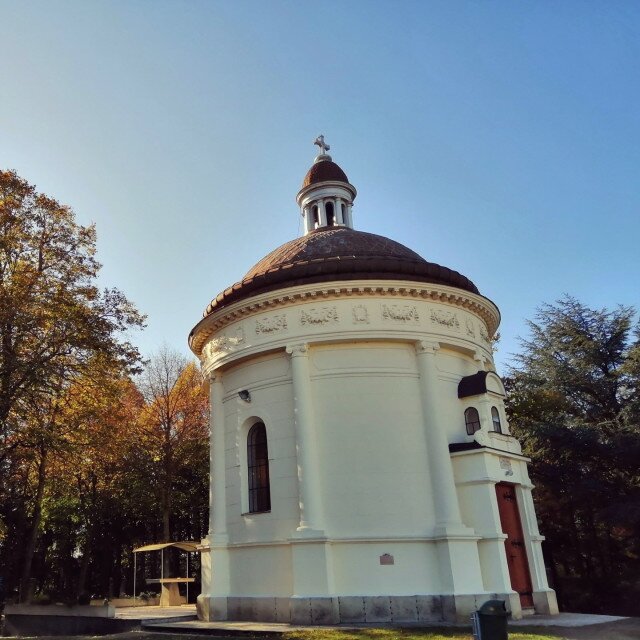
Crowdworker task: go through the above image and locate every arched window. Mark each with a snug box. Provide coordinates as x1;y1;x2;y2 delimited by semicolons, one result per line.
464;407;481;435
325;201;335;226
247;422;271;513
312;205;319;228
491;406;502;433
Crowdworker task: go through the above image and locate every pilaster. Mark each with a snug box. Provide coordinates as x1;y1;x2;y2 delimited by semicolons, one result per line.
209;373;227;541
415;341;484;594
415;341;467;533
335;198;344;224
286;343;325;535
207;373;230;609
318;200;327;227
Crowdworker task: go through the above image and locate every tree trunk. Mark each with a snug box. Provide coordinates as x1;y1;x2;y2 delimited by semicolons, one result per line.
76;539;91;598
20;449;47;603
161;478;172;577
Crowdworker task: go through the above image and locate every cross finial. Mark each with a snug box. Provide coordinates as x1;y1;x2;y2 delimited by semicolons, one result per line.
314;134;330;155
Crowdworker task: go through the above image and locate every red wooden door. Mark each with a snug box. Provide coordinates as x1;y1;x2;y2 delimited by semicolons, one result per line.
495;482;534;608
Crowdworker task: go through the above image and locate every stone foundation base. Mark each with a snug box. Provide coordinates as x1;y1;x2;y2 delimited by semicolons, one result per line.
533;589;559;615
197;592;542;624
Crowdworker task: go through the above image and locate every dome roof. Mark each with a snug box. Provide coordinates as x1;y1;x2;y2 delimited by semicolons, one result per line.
302;158;349;188
200;226;479;319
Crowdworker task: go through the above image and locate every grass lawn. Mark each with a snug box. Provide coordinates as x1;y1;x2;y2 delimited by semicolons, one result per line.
283;628;562;640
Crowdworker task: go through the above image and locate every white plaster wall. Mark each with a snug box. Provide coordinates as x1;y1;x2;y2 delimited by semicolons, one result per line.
227;545;293;596
222;353;300;545
330;542;441;595
310;342;436;537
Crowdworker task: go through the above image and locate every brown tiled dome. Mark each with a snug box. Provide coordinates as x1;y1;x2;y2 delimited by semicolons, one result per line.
302;159;349;188
199;227;479;319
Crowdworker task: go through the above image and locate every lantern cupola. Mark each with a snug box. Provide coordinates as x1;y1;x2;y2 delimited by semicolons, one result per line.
297;135;357;234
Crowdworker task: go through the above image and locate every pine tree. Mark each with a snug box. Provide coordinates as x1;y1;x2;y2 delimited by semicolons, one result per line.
506;296;640;615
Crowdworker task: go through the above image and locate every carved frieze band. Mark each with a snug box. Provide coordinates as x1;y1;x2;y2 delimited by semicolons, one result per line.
430;309;459;330
352;304;369;324
300;306;338;325
204;328;245;358
194;284;499;356
382;304;419;322
465;317;476;338
255;314;288;334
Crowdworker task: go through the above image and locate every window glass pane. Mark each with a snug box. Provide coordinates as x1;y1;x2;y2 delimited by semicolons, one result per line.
491;406;502;433
247;422;271;512
464;407;481;435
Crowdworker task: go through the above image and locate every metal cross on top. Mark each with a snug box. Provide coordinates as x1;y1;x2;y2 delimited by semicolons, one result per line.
314;134;330;155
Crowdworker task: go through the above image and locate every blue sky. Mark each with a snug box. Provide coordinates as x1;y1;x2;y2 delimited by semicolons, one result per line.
2;1;639;373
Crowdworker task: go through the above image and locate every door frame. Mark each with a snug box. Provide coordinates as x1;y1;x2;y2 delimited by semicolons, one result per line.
495;481;534;608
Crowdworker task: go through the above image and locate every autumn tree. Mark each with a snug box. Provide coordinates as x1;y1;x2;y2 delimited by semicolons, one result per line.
0;170;145;601
137;347;209;543
0;171;209;603
0;170;144;476
52;364;144;597
506;296;640;615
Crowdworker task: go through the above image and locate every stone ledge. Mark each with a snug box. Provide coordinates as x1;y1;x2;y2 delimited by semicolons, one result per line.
5;603;115;618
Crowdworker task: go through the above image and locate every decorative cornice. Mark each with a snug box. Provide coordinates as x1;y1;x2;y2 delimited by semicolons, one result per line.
190;280;500;357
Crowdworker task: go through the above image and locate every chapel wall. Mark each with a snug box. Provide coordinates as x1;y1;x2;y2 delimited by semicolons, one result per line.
221;352;300;545
227;545;293;596
329;541;441;595
309;342;436;537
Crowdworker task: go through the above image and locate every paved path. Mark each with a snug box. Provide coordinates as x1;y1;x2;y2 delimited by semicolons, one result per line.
513;616;640;640
143;612;637;637
510;612;629;627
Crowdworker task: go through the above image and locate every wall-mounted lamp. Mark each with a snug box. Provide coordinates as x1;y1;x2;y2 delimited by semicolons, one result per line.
238;389;251;402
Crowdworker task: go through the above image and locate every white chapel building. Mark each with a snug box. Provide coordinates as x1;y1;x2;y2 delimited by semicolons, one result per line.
189;138;558;624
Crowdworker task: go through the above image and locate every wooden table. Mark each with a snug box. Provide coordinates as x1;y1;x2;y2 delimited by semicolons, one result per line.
147;577;195;607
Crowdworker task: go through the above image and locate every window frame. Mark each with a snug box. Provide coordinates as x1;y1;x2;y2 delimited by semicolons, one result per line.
247;421;271;514
491;406;503;433
464;407;481;435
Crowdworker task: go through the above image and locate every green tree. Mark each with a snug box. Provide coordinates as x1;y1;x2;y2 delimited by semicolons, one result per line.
0;170;145;601
506;296;640;615
0;169;144;471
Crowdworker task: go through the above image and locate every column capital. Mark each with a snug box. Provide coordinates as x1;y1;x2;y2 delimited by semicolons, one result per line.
286;343;309;357
415;340;440;355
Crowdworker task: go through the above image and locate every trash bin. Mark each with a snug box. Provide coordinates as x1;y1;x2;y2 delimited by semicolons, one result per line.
470;599;509;640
